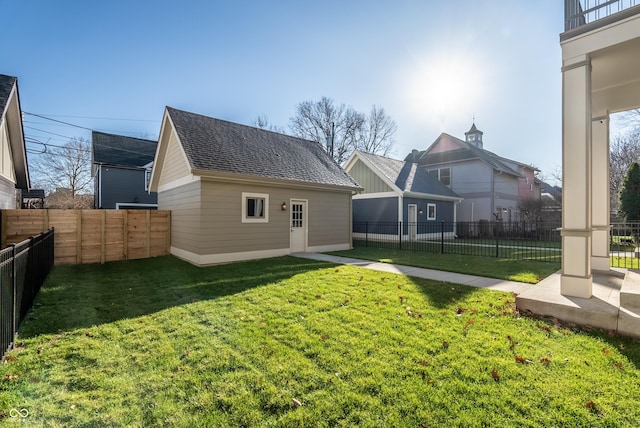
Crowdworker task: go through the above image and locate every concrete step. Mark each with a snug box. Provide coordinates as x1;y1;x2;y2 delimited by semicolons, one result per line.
618;307;640;338
620;270;640;312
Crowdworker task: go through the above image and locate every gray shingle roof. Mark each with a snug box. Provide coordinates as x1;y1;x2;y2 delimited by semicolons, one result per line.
92;131;157;167
357;151;460;198
0;74;17;118
406;133;522;177
166;107;360;189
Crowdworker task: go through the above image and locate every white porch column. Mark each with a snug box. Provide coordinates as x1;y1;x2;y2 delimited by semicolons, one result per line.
561;54;593;298
591;116;611;272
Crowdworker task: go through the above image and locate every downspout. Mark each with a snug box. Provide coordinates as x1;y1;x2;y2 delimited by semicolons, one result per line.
98;165;103;209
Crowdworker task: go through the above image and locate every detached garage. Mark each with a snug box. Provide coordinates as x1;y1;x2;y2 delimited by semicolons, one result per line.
149;107;361;266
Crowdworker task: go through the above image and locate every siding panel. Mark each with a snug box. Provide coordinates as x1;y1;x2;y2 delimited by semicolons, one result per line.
348;159;392;193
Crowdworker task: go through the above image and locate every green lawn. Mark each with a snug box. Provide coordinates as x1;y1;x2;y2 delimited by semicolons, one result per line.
331;247;561;283
2;256;639;427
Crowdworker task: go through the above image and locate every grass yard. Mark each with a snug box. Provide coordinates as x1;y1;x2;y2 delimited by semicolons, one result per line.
331;247;561;283
2;255;640;427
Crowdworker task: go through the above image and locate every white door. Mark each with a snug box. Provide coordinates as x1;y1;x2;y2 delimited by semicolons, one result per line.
408;204;417;241
290;200;307;252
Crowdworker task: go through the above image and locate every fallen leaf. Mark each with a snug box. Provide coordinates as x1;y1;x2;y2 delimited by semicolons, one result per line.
260;322;267;328
321;335;328;341
292;398;302;407
602;348;612;355
399;296;404;303
421;370;426;380
491;368;500;381
5;374;19;380
4;355;17;363
514;355;532;364
334;269;339;272
442;340;449;349
456;307;467;315
420;360;429;366
540;358;551;365
613;361;623;369
315;295;322;299
619;343;626;350
85;332;92;337
585;400;596;410
37;347;43;354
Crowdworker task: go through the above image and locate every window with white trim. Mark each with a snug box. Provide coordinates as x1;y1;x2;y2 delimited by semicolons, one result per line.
427;203;436;220
428;167;451;186
144;168;152;191
242;192;269;223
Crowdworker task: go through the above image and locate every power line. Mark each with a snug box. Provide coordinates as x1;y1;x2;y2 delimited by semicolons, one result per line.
23;112;94;131
24;112;159;123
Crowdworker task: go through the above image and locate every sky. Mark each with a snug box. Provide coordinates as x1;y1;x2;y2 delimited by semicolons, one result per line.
1;0;567;185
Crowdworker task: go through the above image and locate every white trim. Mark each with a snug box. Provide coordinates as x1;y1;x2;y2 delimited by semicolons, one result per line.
289;198;308;252
352;191;398;199
157;174;200;193
115;203;158;209
427;203;436;220
345;150;403;195
403;191;462;202
171;246;290;266
306;243;351;252
242;192;269;223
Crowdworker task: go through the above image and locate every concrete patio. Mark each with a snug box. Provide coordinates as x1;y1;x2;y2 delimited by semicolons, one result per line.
515;269;640;337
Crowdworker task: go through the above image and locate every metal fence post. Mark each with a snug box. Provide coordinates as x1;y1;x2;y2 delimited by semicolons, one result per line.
10;244;15;351
399;221;402;250
365;222;368;247
441;221;445;254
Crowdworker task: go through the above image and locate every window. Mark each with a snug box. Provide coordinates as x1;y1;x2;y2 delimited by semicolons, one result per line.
467;134;475;141
427;167;451;186
144;169;152;191
439;168;451;186
427;203;436;220
242;192;269;223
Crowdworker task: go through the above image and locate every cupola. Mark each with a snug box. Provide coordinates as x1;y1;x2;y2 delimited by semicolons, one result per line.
465;122;483;149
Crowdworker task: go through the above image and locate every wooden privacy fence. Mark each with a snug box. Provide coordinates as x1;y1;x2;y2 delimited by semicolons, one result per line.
1;210;171;265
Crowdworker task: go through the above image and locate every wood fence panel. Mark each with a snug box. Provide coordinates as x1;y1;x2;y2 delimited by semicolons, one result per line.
1;209;171;265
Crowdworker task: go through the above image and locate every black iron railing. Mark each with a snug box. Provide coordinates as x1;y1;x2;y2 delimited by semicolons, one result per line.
565;0;640;31
353;221;561;262
1;229;55;361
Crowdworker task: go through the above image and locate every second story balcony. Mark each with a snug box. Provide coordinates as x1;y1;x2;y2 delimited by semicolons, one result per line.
564;0;640;39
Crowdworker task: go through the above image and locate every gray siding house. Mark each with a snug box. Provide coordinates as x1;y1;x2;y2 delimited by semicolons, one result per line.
0;74;30;208
344;150;461;240
405;124;541;222
92;131;158;209
149;107;361;266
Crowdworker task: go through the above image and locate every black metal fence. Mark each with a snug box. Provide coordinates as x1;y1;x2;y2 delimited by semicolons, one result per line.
353;221;562;262
1;229;54;361
610;222;640;268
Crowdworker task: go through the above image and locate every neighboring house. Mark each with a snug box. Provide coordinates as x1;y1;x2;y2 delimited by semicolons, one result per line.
344;150;462;240
0;74;30;208
22;189;45;209
404;123;541;223
92;131;158;209
149;107;361;266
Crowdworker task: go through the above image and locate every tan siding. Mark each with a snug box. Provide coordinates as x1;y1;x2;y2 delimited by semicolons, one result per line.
158;131;190;187
159;180;202;253
200;181;290;254
348;159;392;193
307;191;351;247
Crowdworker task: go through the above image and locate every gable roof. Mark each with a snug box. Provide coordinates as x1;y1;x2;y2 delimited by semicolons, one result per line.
0;74;29;189
351;150;460;199
405;133;525;177
162;106;360;189
92;131;157;167
0;74;17;118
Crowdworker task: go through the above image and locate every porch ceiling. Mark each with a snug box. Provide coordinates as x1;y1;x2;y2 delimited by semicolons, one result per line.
591;36;640;116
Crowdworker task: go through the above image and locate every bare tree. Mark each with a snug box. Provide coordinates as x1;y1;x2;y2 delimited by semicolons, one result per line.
289;97;396;164
356;105;397;156
31;137;93;209
252;115;285;134
610;128;640;212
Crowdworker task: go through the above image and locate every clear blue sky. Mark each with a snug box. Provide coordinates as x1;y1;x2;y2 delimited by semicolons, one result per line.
1;0;565;183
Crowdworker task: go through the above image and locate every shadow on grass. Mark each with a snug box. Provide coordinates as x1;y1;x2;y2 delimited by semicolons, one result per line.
20;255;332;338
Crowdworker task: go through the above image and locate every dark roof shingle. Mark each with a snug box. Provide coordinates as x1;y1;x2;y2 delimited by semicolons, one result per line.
92;131;157;167
166;107;360;189
357;151;459;198
0;74;17;118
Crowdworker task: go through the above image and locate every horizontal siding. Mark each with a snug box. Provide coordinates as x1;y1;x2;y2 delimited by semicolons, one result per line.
159;180;201;254
348;159;392;194
159;131;190;187
0;175;15;209
199;181;352;255
307;191;351;247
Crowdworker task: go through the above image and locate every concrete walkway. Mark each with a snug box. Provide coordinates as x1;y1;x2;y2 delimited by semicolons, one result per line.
291;252;535;294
